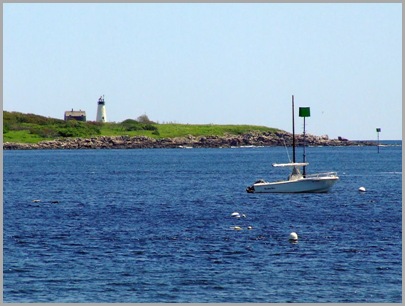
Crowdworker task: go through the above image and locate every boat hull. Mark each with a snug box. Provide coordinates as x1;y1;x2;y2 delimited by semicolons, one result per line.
247;177;339;193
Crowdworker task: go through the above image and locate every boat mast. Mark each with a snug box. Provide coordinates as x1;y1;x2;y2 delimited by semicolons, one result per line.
292;95;296;163
303;116;307;176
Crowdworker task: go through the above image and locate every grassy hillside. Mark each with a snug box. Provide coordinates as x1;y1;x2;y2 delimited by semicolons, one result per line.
3;111;281;144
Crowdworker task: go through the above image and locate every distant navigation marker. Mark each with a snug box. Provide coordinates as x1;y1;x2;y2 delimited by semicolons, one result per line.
299;107;310;176
376;128;381;153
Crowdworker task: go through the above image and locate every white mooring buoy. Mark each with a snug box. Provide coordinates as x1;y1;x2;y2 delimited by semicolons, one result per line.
231;212;241;218
231;212;246;218
358;187;366;192
289;232;298;242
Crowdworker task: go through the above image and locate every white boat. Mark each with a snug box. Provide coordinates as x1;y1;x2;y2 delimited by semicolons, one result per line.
246;96;339;193
246;162;339;193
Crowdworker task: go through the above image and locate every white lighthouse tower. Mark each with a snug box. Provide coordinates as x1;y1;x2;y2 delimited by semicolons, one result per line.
96;95;107;122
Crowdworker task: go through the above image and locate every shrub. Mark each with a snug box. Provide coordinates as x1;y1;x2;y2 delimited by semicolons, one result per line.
56;121;101;138
120;119;158;132
137;114;155;124
29;127;59;138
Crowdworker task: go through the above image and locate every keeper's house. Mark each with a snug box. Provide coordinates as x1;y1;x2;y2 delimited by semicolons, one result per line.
64;109;86;122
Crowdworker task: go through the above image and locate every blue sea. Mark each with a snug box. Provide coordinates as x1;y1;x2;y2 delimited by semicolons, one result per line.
3;142;402;302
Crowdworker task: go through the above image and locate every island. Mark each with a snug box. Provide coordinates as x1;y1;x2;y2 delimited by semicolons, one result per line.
3;111;375;150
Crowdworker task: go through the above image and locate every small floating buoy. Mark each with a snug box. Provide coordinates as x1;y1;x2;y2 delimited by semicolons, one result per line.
289;232;298;242
231;212;246;218
358;187;366;192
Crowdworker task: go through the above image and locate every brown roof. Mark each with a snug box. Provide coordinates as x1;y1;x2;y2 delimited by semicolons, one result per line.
65;110;86;117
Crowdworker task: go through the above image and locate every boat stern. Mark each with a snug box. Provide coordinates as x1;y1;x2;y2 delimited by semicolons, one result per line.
246;179;267;193
246;185;255;193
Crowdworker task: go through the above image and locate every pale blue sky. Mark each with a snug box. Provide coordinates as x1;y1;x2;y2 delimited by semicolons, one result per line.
4;3;402;140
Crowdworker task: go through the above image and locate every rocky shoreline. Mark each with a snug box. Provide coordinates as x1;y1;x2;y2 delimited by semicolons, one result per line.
3;131;376;150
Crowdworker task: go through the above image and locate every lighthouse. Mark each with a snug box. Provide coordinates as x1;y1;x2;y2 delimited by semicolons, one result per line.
96;95;107;122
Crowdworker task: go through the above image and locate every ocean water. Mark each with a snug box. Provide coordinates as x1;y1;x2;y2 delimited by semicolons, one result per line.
3;143;402;302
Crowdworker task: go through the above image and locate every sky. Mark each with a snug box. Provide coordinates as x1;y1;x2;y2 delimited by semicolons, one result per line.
3;3;402;140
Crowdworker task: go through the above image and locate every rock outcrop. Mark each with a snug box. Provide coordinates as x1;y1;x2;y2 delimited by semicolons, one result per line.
3;132;376;150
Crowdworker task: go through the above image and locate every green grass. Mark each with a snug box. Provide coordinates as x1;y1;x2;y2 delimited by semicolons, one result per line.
100;123;280;139
154;124;278;138
3;111;282;143
3;130;54;144
99;123;279;139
